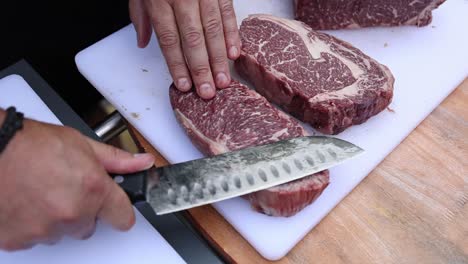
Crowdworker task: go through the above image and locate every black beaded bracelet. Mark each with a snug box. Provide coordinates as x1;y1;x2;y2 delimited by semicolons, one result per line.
0;107;24;154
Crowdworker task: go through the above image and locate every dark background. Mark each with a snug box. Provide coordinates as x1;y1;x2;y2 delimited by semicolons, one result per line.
0;0;131;117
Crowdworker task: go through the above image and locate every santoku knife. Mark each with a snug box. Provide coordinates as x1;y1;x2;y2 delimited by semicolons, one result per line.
115;136;363;215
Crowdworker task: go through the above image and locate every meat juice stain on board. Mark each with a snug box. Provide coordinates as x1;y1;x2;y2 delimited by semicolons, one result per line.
131;112;140;119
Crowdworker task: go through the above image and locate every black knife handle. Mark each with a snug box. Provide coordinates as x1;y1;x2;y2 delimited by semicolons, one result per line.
113;170;147;204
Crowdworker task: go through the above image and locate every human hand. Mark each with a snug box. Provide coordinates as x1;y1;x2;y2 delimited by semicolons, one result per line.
129;0;241;99
0;119;154;251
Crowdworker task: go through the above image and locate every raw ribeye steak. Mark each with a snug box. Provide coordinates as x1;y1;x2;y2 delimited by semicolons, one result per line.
169;81;329;217
235;14;394;134
295;0;446;30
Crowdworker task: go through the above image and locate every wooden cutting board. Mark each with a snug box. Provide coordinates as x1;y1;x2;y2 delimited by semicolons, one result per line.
129;78;467;263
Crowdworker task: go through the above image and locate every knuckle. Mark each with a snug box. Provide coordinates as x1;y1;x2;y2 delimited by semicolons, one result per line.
204;18;222;39
82;172;106;195
220;1;234;17
191;65;211;77
158;29;179;49
29;226;50;241
224;26;238;35
183;28;203;48
2;243;17;252
167;62;188;77
0;241;10;251
210;55;227;66
108;146;122;159
1;241;30;252
55;207;81;225
166;59;186;71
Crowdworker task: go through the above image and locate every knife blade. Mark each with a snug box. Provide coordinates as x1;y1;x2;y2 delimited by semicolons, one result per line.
115;136;363;215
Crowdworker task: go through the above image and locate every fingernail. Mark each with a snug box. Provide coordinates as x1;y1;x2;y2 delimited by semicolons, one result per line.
199;83;215;99
177;78;191;91
133;153;155;169
137;35;146;49
216;73;229;87
229;46;239;58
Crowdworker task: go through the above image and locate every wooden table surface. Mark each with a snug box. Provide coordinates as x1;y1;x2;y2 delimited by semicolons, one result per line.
128;78;467;264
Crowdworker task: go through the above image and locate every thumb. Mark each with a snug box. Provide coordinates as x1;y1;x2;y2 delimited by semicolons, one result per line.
86;138;155;174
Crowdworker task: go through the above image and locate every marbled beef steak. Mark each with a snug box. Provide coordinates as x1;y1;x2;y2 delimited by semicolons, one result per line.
295;0;446;30
169;81;329;217
235;14;394;134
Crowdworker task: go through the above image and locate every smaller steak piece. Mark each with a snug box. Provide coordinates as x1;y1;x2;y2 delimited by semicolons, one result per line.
295;0;446;30
169;81;329;217
247;170;329;216
236;14;394;134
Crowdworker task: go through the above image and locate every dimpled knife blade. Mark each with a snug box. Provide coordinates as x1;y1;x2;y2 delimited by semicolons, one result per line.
145;136;363;215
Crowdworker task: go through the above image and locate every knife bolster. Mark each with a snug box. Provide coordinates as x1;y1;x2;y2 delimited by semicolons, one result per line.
114;170;147;203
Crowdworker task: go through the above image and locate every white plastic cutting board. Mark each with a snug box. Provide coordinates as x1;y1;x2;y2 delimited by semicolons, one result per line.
75;0;468;260
0;75;185;264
